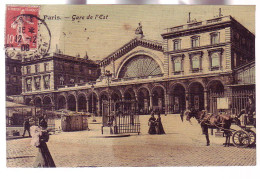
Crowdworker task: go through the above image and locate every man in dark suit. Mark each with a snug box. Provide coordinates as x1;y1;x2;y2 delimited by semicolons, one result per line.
22;119;31;137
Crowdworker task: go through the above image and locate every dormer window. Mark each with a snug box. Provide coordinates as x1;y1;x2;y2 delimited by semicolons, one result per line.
210;32;220;45
191;36;200;48
173;39;181;51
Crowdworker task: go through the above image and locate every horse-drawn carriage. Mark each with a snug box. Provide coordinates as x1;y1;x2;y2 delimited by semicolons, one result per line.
230;114;256;148
185;110;256;148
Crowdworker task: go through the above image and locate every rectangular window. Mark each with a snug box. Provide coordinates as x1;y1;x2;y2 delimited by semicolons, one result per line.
79;66;84;73
13;66;17;73
175;62;181;71
26;78;32;91
191;36;199;48
13;76;17;83
26;66;31;74
44;63;49;71
34;77;41;90
6;66;10;73
44;75;50;89
173;40;181;50
35;64;39;73
192;57;200;69
211;33;219;45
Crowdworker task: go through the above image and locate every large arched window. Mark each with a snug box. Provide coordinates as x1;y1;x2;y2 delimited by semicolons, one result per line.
118;55;162;78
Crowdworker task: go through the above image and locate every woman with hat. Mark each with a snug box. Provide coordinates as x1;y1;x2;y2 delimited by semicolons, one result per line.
148;112;156;134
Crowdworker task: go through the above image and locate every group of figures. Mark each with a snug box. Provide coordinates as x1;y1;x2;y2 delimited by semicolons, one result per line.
148;112;165;135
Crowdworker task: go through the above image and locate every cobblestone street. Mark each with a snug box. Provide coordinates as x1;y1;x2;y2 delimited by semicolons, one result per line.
6;114;256;167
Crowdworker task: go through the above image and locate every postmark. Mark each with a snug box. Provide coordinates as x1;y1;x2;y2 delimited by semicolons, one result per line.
5;6;51;60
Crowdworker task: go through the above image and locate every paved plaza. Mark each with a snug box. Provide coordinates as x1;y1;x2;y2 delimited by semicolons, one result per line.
6;114;256;167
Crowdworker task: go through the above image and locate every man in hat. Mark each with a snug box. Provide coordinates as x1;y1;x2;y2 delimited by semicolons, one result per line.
237;94;255;126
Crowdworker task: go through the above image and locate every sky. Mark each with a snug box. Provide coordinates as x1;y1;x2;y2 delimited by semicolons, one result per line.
35;5;255;61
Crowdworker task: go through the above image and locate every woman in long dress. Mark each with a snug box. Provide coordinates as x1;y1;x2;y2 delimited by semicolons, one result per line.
30;125;56;167
155;113;165;134
148;112;156;134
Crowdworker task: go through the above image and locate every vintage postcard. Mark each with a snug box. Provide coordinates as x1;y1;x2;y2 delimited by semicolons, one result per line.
5;5;255;167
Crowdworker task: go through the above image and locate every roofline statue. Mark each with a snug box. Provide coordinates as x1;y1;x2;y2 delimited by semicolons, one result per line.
135;22;144;39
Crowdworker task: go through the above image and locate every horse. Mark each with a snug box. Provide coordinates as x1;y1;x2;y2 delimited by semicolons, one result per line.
184;109;238;147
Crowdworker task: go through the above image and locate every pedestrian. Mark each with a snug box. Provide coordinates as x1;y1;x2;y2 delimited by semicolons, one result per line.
180;109;184;122
39;116;48;130
155;112;165;134
22;118;31;137
237;94;255;126
148;112;156;134
30;125;56;167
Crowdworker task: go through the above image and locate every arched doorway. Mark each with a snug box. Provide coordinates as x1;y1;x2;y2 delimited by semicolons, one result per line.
34;97;42;107
88;92;97;115
137;88;150;114
111;91;121;112
43;96;52;110
169;84;185;114
78;95;87;112
188;82;204;111
68;95;76;111
100;93;109;115
124;88;136;112
152;86;165;113
58;95;66;110
207;80;224;113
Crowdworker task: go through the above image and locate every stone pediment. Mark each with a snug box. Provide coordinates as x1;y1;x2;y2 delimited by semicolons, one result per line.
100;38;163;66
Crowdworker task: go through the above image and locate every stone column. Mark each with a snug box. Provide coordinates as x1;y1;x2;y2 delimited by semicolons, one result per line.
75;98;78;112
185;90;189;110
149;95;153;112
204;90;208;112
86;99;89;112
165;93;169;114
144;98;148;114
40;75;44;90
96;99;100;116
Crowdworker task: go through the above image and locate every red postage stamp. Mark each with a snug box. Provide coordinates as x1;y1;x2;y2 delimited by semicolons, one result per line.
5;6;39;51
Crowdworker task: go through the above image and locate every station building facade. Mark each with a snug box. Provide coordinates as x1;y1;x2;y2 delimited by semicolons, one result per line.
20;15;255;116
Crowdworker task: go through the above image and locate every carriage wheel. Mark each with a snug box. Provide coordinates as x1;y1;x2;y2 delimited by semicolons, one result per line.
232;130;250;148
246;129;256;146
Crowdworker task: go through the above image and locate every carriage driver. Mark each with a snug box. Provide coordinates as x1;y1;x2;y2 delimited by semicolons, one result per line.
236;94;255;126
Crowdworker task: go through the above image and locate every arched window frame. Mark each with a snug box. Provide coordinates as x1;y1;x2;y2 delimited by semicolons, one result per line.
171;54;184;75
189;51;203;73
208;48;223;71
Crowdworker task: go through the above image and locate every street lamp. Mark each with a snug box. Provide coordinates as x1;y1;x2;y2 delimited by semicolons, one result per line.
104;70;112;124
89;81;96;122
